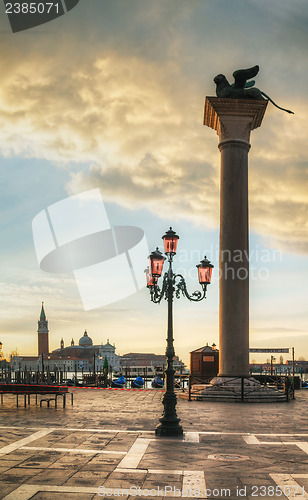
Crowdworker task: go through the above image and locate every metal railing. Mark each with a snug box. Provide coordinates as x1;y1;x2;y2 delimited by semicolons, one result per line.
187;375;293;402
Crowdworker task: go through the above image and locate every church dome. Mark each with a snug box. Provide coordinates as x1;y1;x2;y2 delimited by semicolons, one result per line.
79;330;93;347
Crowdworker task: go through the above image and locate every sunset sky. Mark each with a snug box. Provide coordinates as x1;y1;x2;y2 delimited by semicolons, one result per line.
0;0;307;366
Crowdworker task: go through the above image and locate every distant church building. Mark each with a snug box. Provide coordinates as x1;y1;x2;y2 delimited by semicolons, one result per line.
51;330;120;370
10;304;120;372
38;302;49;355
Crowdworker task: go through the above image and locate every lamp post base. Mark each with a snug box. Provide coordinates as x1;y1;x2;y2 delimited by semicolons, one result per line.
155;391;183;437
155;420;183;437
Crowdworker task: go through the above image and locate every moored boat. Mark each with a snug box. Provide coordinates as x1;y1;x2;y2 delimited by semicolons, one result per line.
111;375;125;388
131;376;144;388
152;375;164;388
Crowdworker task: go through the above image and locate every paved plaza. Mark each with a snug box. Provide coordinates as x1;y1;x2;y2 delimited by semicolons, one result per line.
0;388;307;499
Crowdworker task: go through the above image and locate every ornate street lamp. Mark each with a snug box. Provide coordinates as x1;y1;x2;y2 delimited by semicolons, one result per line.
197;256;214;286
146;227;213;436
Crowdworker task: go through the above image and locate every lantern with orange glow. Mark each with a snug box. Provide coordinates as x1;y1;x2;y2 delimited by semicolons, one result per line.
196;256;214;286
148;248;166;278
144;267;155;288
162;227;179;255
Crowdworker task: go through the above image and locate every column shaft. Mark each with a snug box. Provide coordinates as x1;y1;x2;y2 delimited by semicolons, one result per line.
203;97;267;380
218;140;250;377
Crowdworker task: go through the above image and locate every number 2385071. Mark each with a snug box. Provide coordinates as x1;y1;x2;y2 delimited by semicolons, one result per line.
5;2;60;14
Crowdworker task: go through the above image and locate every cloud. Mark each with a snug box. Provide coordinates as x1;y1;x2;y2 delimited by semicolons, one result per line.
67;154;219;229
0;48;208;161
249;110;308;253
0;47;306;253
0;1;307;254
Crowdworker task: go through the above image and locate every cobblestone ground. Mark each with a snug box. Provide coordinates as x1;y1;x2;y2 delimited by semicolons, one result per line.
0;388;307;500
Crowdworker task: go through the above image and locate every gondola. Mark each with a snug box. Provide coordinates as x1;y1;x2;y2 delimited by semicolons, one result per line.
151;375;164;388
131;376;144;388
111;375;125;388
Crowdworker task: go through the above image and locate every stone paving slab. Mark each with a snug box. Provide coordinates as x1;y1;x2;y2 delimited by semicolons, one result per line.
0;389;307;499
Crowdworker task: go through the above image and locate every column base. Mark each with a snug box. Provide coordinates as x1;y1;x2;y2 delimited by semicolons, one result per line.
210;376;259;389
184;377;288;403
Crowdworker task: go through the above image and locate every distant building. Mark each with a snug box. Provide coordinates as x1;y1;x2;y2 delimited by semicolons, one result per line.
249;361;308;375
10;355;87;373
11;303;49;371
287;360;308;372
51;331;120;370
10;356;40;372
38;302;49;355
190;343;219;381
10;304;120;372
120;352;186;374
249;363;290;375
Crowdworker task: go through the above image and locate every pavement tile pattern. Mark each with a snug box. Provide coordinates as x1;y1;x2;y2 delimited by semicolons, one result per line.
0;389;307;499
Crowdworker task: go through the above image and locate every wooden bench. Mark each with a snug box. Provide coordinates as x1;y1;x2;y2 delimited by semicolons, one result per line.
0;384;73;408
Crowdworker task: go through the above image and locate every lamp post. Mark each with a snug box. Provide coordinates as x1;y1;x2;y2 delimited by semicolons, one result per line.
145;227;213;437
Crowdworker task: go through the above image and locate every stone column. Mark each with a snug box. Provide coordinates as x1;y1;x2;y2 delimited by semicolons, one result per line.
204;98;267;378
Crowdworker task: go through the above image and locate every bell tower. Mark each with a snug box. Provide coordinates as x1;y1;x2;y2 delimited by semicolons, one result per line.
38;302;49;355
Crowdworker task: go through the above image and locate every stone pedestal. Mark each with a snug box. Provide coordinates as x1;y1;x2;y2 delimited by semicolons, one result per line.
204;98;267;378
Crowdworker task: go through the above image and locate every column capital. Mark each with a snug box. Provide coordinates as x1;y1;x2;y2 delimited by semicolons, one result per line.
204;97;267;146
